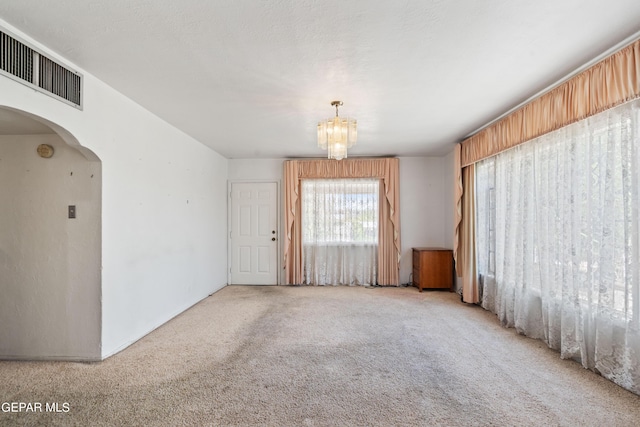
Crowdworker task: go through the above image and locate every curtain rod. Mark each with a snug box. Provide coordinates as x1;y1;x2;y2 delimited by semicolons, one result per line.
463;29;640;140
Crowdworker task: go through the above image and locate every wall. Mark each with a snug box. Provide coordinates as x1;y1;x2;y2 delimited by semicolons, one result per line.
0;134;101;359
99;108;228;357
441;148;456;249
0;19;229;359
228;157;451;286
398;157;449;284
228;159;284;182
441;148;460;292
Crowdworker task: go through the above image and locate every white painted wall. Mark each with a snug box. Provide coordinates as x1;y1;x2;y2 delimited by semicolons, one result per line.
228;157;451;286
0;134;101;359
0;19;229;359
227;159;284;182
442;148;456;250
398;157;449;284
441;147;460;292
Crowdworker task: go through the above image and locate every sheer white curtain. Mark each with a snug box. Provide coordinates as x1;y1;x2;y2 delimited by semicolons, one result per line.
302;179;379;285
476;98;640;394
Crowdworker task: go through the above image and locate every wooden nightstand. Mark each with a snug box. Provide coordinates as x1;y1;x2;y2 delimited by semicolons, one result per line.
412;247;453;292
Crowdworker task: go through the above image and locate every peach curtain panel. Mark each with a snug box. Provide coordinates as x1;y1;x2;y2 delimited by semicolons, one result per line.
283;158;401;285
452;144;463;272
284;161;303;284
460;39;640;167
458;165;479;304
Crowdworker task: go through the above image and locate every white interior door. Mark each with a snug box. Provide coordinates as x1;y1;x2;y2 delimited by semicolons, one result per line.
230;182;278;285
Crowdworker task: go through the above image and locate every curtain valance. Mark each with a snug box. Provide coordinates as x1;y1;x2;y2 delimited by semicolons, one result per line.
284;158;401;285
296;158;393;179
460;39;640;167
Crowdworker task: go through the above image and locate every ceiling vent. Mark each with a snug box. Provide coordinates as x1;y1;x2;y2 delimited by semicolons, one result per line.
0;29;82;108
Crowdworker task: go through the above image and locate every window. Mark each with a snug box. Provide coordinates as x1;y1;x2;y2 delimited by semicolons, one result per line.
302;179;379;285
475;97;640;394
302;179;378;244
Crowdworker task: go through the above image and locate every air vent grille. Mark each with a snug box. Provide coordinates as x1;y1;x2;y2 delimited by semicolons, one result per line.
0;29;82;108
1;32;34;82
39;55;82;106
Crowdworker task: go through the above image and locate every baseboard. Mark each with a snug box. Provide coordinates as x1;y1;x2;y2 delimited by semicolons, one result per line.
0;354;102;362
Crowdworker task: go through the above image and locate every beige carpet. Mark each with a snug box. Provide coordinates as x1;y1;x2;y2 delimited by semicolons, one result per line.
1;285;640;426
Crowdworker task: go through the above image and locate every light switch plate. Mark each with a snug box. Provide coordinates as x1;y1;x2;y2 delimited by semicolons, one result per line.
68;205;76;219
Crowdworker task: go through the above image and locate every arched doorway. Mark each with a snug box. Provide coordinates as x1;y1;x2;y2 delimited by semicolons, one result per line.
0;107;102;360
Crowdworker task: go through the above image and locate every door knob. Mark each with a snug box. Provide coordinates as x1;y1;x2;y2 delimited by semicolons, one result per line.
272;237;276;241
272;230;276;234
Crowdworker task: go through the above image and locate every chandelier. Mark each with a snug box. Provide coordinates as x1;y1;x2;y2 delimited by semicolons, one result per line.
317;101;357;160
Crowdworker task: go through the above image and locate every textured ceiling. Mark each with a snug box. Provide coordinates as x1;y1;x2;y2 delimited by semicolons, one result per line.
1;1;640;158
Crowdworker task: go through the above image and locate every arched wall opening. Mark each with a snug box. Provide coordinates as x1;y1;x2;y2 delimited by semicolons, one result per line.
0;107;102;360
